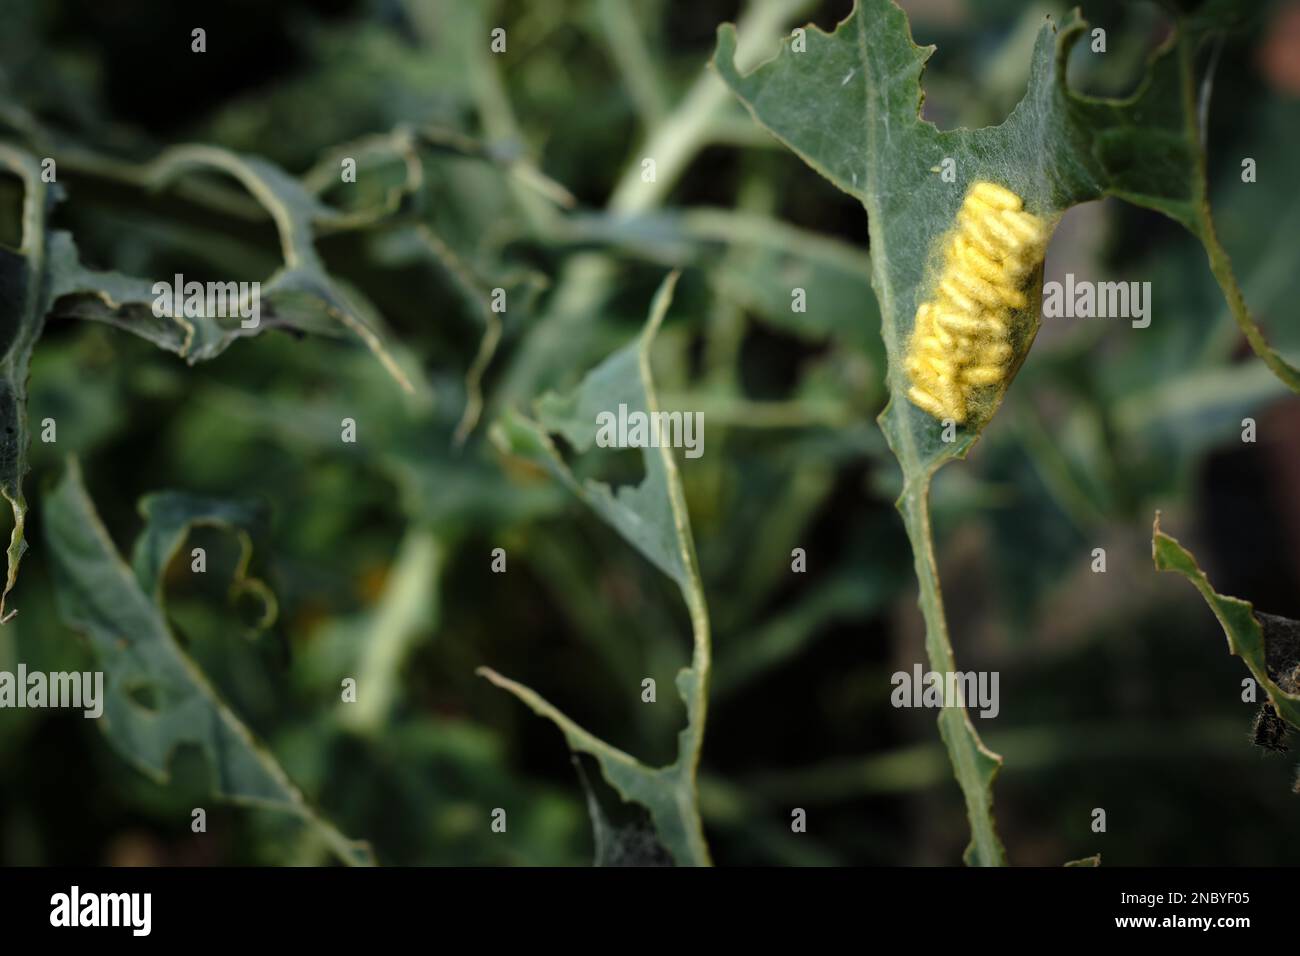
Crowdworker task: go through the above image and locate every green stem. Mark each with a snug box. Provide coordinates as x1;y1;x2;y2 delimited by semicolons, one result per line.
596;0;670;127
1179;36;1300;393
608;0;807;214
340;529;441;735
641;277;714;866
1198;209;1300;391
898;480;1006;866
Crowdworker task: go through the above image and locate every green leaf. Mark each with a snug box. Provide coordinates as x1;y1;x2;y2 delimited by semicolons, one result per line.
42;459;372;866
39;130;548;437
45;231;238;361
45;229;359;366
482;271;713;865
1153;515;1300;731
36;147;426;389
130;490;277;633
713;0;1279;865
145;144;419;393
0;144;55;621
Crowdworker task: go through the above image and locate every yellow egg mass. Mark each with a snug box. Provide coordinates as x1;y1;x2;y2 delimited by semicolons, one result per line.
904;181;1049;424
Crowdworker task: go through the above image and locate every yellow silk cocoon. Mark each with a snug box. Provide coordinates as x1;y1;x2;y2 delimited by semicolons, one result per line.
904;181;1049;424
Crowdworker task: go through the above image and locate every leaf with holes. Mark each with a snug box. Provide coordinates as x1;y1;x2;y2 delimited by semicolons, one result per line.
43;459;371;865
484;271;713;866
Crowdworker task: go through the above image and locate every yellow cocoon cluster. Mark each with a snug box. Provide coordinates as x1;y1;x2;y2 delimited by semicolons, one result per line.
904;181;1048;424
